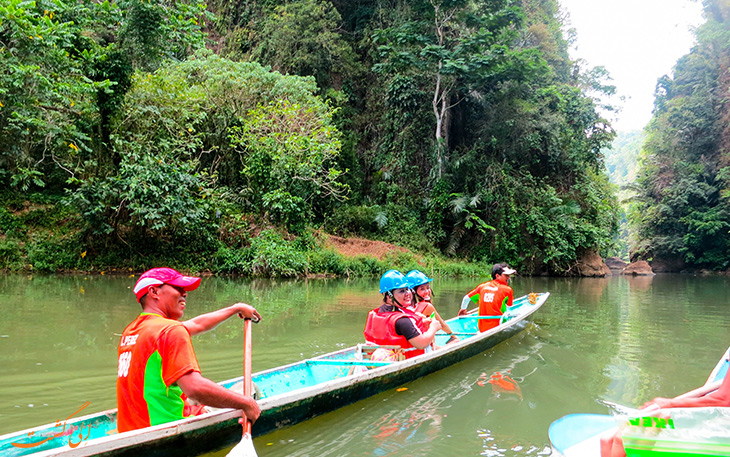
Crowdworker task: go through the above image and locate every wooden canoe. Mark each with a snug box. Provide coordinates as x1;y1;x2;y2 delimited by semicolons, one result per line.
548;345;730;457
0;292;549;457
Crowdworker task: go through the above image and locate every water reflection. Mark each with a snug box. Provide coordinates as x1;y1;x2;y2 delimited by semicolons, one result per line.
369;394;446;456
624;274;654;292
573;277;611;305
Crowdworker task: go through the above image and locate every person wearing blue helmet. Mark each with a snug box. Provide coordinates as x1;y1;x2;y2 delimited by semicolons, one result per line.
405;270;458;344
363;270;442;359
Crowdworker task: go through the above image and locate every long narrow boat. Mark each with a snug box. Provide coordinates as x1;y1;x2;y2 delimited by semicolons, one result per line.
1;292;549;457
548;346;730;457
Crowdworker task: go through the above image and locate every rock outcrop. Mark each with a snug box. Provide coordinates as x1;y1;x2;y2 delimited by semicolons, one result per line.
622;260;655;276
576;250;612;277
605;257;628;271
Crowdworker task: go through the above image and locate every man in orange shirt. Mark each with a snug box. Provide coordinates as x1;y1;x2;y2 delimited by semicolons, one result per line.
117;267;261;433
457;263;515;332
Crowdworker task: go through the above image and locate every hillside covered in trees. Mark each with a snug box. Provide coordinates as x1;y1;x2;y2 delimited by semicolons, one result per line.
605;130;644;188
601;129;644;260
630;0;730;272
0;0;620;276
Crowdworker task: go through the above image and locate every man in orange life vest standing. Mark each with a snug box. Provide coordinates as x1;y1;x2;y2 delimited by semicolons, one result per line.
363;270;442;359
457;263;515;332
116;267;261;433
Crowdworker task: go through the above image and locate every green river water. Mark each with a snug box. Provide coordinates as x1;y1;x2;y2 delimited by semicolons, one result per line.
1;273;729;456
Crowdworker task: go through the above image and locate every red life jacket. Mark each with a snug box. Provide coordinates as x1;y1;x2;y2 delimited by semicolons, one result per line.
363;307;430;359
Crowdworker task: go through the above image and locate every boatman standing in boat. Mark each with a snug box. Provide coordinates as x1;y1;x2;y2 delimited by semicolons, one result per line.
116;267;261;433
363;270;442;359
457;263;515;332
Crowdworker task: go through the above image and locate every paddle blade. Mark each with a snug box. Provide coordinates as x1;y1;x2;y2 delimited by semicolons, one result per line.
226;318;258;457
549;413;616;455
226;433;258;457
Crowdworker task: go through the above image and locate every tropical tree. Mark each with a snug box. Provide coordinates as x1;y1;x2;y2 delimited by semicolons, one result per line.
372;0;521;179
0;0;210;190
250;0;357;94
70;54;347;241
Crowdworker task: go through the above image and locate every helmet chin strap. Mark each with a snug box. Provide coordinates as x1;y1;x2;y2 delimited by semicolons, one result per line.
387;291;407;309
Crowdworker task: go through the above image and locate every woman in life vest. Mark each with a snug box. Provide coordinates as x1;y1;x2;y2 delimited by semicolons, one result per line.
405;270;458;344
363;270;442;359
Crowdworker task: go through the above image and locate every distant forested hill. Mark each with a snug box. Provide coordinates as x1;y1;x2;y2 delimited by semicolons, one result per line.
604;130;644;187
0;0;620;275
629;0;730;271
603;129;645;260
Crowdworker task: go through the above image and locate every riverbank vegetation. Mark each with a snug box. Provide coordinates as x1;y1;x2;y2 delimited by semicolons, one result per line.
0;0;620;276
628;0;730;272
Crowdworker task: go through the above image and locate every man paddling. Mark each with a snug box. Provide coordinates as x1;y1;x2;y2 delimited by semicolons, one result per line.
116;267;261;433
457;263;515;332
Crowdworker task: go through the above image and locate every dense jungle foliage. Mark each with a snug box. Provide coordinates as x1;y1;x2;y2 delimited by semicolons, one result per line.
629;0;730;272
0;0;620;276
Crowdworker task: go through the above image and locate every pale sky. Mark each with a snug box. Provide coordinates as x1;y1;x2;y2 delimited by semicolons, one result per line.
559;0;705;133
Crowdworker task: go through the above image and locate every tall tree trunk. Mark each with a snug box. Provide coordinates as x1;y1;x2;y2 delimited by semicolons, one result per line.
433;67;446;179
431;0;453;180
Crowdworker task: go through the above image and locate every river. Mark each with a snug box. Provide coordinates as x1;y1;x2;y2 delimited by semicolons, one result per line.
1;273;729;456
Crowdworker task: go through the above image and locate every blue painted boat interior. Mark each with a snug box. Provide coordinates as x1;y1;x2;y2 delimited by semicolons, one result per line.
1;412;117;457
713;358;729;383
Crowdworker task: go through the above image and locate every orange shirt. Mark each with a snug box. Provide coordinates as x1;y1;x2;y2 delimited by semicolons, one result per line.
466;280;514;332
116;313;201;433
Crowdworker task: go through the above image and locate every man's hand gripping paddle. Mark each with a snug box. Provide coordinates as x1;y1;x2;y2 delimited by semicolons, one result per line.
226;318;258;457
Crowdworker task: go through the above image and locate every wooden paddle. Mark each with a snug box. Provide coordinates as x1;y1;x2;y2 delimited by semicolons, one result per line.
226;318;257;457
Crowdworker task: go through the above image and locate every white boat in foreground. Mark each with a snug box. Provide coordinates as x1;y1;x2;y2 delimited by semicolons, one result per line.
549;346;730;456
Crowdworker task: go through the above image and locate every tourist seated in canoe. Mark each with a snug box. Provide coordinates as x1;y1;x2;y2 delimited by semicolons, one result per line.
405;269;458;344
457;263;515;332
600;367;730;457
117;267;261;433
363;269;442;360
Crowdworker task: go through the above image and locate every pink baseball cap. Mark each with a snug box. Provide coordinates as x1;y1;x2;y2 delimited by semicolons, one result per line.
133;267;201;302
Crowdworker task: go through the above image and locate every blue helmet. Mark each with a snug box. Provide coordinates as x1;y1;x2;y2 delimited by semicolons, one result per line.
405;270;433;289
379;270;409;294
